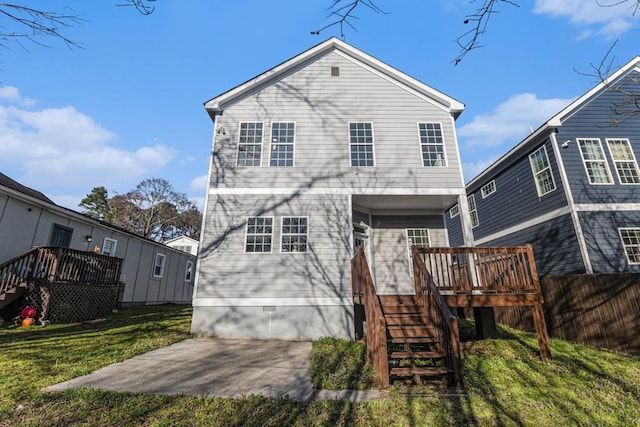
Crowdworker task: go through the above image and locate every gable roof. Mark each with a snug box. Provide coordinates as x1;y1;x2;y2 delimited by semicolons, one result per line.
204;37;465;119
0;172;54;204
164;235;199;245
466;55;640;190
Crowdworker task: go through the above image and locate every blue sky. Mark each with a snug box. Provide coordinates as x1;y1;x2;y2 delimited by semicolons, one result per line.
1;0;639;211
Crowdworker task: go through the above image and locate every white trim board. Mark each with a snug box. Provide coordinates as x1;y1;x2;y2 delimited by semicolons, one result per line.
474;206;572;245
209;187;466;196
575;203;640;211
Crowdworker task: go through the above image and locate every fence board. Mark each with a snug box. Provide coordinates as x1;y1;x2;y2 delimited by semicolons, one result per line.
495;274;640;355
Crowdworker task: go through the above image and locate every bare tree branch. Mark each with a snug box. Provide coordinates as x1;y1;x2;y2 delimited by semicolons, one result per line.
116;0;156;16
454;0;519;65
575;40;640;125
0;4;84;50
311;0;387;40
595;0;640;15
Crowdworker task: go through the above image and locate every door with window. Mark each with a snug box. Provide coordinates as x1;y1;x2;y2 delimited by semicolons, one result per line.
50;224;73;247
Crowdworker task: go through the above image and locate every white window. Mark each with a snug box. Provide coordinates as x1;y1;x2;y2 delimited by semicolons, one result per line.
185;260;193;281
418;123;446;167
270;122;295;167
468;195;479;228
153;253;166;278
577;138;613;184
619;228;640;264
102;238;117;256
349;122;375;167
407;228;430;276
481;180;496;198
281;217;308;253
449;204;459;218
237;122;263;166
607;138;640;184
529;146;556;196
245;217;273;253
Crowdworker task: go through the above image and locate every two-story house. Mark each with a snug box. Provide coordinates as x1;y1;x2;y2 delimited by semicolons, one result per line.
192;38;474;340
446;56;640;276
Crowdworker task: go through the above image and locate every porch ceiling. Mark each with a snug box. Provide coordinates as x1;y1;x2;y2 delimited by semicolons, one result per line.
352;194;458;213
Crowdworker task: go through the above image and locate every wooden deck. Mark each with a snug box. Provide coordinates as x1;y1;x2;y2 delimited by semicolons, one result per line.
352;244;551;389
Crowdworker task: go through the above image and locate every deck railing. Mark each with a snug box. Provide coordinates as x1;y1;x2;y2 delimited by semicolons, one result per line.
351;246;389;388
415;245;541;295
412;246;463;387
1;246;123;297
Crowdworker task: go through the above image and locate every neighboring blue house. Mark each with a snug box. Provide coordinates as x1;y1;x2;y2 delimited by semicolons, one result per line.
446;56;640;275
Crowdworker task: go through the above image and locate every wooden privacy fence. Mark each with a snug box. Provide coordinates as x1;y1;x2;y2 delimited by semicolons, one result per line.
495;274;640;355
352;246;389;388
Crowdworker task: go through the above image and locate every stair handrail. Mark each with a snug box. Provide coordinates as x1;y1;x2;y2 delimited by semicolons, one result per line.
0;247;43;297
351;245;389;388
412;245;463;387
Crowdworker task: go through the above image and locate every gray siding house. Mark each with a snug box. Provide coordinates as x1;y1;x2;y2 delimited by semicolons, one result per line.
192;38;474;340
446;56;640;275
0;172;195;305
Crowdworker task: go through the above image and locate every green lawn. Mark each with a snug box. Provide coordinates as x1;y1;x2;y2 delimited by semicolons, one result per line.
1;305;639;426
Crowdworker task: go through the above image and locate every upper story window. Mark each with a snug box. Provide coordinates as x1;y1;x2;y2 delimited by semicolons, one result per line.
467;195;479;228
102;238;117;256
529;146;556;196
245;217;273;253
619;228;640;264
153;253;166;278
481;180;496;198
418;123;446;167
606;138;640;184
449;204;459;218
270;122;295;167
281;216;308;253
577;138;613;184
237;122;263;167
349;122;375;167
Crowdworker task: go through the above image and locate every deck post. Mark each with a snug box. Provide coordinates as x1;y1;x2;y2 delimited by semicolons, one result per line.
532;303;552;361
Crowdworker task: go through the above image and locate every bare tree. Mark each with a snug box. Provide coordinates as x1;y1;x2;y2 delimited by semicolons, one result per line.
0;1;155;50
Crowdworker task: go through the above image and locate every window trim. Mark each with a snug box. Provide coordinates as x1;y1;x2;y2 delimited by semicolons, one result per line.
280;216;309;254
244;216;274;254
184;260;194;281
606;138;640;185
529;145;557;197
481;180;496;198
102;238;117;256
618;227;640;265
153;253;166;278
348;122;376;167
577;138;614;185
269;121;296;167
236;121;264;167
449;204;460;218
468;195;479;228
417;122;448;167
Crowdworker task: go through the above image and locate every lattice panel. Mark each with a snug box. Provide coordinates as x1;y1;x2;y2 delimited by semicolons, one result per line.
26;281;121;323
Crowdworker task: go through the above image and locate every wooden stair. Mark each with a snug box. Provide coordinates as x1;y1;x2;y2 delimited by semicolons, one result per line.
380;295;451;385
0;283;27;310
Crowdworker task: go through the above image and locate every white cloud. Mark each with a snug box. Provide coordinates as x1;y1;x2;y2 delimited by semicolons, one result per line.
533;0;640;38
190;174;208;191
0;92;176;191
463;158;496;183
0;86;36;106
457;93;572;147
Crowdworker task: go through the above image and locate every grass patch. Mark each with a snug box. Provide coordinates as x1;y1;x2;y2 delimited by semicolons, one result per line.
311;337;376;389
1;305;639;426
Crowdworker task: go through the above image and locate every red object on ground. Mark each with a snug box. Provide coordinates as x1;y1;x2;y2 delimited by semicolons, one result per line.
21;306;37;318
